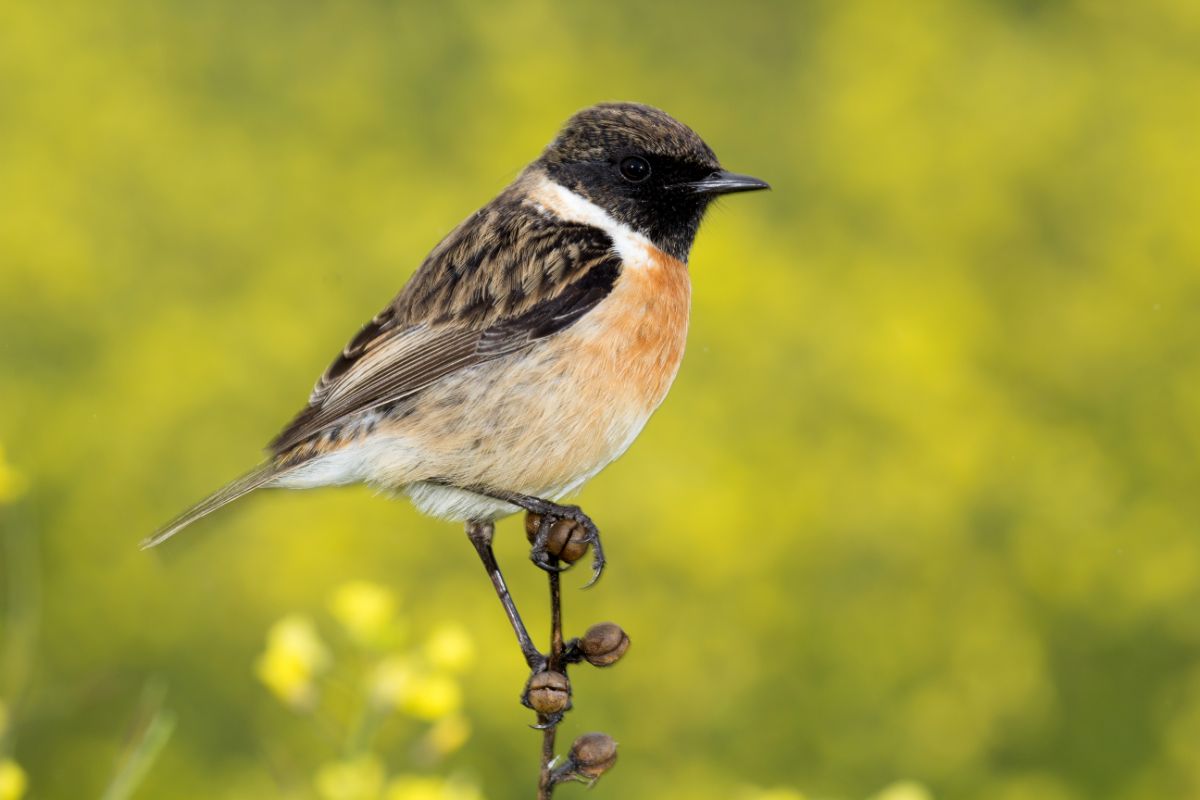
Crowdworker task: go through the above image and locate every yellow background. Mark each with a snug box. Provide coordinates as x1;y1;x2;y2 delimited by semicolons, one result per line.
2;1;1199;798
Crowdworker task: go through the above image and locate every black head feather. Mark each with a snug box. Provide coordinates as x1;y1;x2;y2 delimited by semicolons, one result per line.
540;103;727;262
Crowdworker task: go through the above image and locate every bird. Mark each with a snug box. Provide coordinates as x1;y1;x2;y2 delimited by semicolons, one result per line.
144;102;767;661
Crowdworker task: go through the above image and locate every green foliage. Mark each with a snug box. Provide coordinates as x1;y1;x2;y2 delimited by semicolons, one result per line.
2;0;1199;798
100;682;176;800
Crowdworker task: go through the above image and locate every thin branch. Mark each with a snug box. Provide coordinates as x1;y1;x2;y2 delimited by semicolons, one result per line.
537;561;564;800
489;512;622;796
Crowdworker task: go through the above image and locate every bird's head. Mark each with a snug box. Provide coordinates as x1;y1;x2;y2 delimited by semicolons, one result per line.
538;102;769;261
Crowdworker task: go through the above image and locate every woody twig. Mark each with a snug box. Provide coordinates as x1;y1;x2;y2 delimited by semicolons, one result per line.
521;513;627;798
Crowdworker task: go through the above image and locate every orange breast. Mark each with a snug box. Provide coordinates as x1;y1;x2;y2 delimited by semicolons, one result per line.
570;245;691;412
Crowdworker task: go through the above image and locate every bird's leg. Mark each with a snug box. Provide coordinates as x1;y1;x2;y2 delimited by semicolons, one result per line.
483;491;606;588
465;520;547;673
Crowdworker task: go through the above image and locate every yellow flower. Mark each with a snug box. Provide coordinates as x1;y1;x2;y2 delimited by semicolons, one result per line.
385;775;482;800
330;581;399;647
871;781;933;800
424;624;474;674
314;754;385;800
385;776;445;800
0;446;26;505
0;759;28;800
369;655;417;708
400;672;461;721
424;714;472;756
371;657;461;720
255;614;331;710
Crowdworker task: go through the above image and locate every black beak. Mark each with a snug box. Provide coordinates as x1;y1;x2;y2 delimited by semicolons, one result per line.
684;170;771;196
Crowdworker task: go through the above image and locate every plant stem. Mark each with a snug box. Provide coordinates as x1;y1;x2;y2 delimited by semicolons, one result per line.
538;720;557;800
100;680;176;800
537;560;563;800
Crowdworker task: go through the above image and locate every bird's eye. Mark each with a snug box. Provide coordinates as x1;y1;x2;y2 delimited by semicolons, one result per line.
618;156;651;183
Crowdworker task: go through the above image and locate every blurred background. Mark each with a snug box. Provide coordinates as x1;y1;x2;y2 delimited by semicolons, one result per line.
1;0;1199;798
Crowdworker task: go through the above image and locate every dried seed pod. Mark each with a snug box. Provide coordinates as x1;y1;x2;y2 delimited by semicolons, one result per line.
578;622;630;667
524;670;570;715
551;519;589;563
569;732;618;780
525;513;589;564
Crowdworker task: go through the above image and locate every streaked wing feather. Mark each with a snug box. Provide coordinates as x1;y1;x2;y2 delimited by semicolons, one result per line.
267;192;622;456
268;327;481;452
305;305;406;407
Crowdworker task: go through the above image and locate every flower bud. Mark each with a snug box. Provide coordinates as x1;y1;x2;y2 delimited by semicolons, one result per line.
578;623;630;667
569;732;617;780
524;514;589;563
524;670;570;715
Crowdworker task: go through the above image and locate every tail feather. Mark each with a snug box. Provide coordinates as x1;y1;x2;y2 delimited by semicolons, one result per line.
141;465;280;550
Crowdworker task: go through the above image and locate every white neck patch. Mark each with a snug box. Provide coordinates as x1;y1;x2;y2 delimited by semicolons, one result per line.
527;175;655;266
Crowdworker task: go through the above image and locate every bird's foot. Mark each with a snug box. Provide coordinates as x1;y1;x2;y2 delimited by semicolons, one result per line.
524;505;606;587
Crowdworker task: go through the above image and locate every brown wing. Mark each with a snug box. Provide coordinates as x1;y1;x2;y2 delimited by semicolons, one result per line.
267;193;621;455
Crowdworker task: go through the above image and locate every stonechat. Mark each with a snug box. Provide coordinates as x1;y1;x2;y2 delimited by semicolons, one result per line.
145;103;768;638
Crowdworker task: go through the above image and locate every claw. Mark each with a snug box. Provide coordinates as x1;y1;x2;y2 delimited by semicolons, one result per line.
520;502;607;585
531;552;569;573
577;517;606;588
582;566;603;589
530;713;564;729
528;513;568;573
